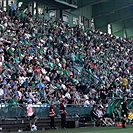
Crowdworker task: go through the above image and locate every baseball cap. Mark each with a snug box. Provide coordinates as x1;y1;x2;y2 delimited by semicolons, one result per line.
28;99;32;103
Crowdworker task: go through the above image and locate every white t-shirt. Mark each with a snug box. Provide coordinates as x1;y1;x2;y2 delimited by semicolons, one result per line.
0;88;4;96
84;100;90;107
27;104;34;116
65;92;71;99
97;109;103;117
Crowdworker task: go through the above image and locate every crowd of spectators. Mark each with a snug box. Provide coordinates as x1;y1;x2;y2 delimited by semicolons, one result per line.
0;3;133;109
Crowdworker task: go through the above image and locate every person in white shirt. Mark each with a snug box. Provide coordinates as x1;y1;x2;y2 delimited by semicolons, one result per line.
27;99;38;131
97;107;114;126
84;98;90;107
97;107;104;118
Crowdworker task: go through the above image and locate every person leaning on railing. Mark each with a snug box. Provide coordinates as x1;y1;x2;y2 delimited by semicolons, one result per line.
8;94;19;108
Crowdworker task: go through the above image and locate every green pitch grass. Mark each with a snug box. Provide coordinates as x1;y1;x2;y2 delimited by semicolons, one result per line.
22;126;133;133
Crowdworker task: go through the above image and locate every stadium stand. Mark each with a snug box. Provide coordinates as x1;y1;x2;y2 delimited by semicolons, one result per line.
0;0;132;132
0;6;132;106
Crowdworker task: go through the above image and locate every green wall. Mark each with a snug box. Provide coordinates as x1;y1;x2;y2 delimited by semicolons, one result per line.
94;16;108;33
71;5;92;19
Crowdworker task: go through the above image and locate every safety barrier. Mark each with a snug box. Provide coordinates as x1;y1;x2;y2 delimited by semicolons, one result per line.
0;104;92;118
2;99;133;118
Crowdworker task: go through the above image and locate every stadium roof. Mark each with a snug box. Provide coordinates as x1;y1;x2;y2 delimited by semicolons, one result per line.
26;0;78;9
91;0;133;38
22;0;133;38
76;0;133;38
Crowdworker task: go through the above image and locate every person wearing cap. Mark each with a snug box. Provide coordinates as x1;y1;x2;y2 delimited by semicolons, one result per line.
27;99;38;131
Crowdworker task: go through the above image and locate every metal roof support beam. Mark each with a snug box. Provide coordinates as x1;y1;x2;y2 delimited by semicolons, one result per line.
93;3;133;18
54;0;78;8
112;23;133;33
71;0;104;11
110;15;133;24
95;15;133;28
126;33;133;37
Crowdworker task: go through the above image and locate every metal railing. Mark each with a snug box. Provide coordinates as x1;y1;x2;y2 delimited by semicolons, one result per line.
56;0;77;6
0;104;92;119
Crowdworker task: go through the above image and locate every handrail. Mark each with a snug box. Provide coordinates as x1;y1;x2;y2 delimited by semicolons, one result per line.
0;103;92;118
82;68;101;81
0;103;92;108
73;66;82;73
81;68;102;87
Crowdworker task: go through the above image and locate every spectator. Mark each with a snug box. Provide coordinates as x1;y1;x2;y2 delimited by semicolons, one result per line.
0;8;132;113
8;95;19;108
112;107;120;122
90;106;107;126
11;1;17;17
20;9;25;22
84;98;90;107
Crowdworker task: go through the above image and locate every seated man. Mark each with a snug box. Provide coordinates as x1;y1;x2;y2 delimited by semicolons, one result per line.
101;107;115;126
112;107;120;122
91;106;107;126
96;106;114;126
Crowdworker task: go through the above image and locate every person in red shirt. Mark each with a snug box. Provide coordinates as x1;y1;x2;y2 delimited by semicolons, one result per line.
60;100;67;129
49;102;56;129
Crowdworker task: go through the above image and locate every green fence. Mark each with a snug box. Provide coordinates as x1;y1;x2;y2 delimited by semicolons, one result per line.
0;104;92;118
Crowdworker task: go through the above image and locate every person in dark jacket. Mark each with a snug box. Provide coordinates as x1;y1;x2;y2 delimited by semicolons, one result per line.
60;100;67;129
120;96;129;128
49;102;56;129
90;106;107;126
112;106;120;122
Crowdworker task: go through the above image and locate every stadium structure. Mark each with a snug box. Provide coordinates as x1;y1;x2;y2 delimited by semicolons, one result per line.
0;0;132;38
0;0;133;132
0;0;133;38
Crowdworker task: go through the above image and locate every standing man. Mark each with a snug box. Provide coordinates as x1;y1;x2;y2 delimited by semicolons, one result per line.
27;99;38;131
120;96;129;128
49;102;56;129
20;9;25;23
11;1;17;17
60;100;67;129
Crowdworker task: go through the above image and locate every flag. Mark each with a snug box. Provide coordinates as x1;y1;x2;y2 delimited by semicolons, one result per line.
128;112;133;120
